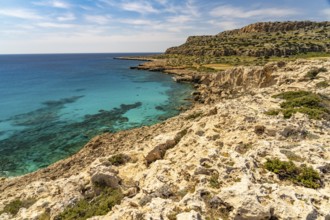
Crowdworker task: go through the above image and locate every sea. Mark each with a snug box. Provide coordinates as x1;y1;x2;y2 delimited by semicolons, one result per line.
0;53;193;177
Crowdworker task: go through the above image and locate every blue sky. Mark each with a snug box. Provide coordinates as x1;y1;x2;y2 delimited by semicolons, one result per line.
0;0;329;54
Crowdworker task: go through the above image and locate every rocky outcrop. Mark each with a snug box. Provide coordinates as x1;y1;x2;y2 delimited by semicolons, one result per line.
145;129;187;165
0;59;329;220
133;59;282;105
166;21;330;57
222;21;330;35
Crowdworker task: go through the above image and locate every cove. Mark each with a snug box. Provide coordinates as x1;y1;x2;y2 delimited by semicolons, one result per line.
0;53;193;176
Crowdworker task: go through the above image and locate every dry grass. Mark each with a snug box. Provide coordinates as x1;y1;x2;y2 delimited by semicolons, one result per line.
203;64;233;70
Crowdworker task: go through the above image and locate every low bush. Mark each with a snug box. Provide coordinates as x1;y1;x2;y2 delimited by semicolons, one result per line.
316;81;329;88
305;67;327;80
0;198;36;216
265;158;321;189
209;174;220;189
270;91;329;119
264;109;280;116
272;91;311;100
108;154;130;166
56;188;123;220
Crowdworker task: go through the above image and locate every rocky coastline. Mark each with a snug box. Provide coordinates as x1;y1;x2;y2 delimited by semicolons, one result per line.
0;57;330;219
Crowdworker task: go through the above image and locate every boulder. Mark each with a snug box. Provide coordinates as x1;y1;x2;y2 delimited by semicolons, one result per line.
145;140;175;165
145;130;187;165
254;125;266;135
91;173;121;188
280;126;307;139
194;167;216;176
234;197;270;220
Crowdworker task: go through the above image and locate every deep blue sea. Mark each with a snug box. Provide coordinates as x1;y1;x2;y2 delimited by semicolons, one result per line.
0;53;193;177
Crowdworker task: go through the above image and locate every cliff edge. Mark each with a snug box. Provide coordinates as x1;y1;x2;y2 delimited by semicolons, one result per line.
165;21;330;57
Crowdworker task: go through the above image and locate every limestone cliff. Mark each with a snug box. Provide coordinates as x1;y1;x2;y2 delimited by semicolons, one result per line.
165;21;330;57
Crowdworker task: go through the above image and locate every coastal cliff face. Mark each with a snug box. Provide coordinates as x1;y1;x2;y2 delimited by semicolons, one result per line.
227;21;330;34
165;21;330;57
0;59;329;220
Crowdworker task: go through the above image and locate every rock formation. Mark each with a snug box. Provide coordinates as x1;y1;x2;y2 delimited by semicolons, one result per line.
165;21;330;57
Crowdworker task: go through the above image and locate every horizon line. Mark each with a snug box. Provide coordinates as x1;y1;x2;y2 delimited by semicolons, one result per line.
0;52;164;56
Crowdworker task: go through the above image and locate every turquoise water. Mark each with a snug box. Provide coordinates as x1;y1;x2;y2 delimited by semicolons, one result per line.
0;53;193;176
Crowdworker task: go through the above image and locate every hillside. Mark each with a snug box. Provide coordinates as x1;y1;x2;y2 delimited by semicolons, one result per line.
165;21;330;58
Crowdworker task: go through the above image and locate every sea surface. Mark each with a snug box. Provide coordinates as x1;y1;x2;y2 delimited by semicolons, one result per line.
0;53;193;177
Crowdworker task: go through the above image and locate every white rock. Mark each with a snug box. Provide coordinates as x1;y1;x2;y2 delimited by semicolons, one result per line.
177;210;202;220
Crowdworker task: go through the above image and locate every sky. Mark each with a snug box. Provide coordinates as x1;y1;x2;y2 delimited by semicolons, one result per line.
0;0;329;54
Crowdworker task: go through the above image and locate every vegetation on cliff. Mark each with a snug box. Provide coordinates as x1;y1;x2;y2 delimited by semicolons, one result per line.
166;21;329;58
0;198;36;216
267;90;330;119
56;188;123;220
265;158;321;189
161;21;329;67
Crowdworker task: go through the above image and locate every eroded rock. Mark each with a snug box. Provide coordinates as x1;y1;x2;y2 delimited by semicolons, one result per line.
91;173;121;188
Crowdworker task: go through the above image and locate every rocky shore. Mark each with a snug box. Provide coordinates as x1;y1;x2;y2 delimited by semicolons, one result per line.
0;58;330;220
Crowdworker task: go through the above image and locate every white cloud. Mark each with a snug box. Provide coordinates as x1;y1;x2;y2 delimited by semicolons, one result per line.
210;5;298;19
120;2;159;14
16;25;36;30
52;0;70;8
57;13;76;21
185;0;200;17
0;8;42;20
33;0;71;9
208;20;241;30
37;22;75;28
120;19;156;25
322;8;330;18
85;15;111;25
167;15;192;24
0;29;29;35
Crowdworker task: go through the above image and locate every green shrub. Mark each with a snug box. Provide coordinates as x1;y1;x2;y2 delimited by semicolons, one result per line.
265;158;321;189
265;109;280;116
279;94;322;109
108;154;130;166
295;165;322;189
270;91;329;119
272;91;311;100
209;174;220;189
305;67;327;80
318;67;328;72
305;69;320;79
316;81;329;88
0;198;36;216
56;188;123;220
